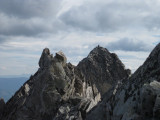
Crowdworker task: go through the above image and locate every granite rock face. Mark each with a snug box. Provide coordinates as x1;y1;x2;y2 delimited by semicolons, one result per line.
77;46;131;95
0;46;129;120
87;43;160;120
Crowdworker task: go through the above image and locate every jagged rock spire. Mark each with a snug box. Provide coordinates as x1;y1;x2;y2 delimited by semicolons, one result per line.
39;48;52;68
39;48;67;69
1;46;131;120
77;46;130;95
56;51;67;67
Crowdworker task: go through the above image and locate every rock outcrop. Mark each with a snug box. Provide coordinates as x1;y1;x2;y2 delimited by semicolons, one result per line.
3;43;160;120
0;99;5;118
77;46;131;95
87;43;160;120
1;46;129;120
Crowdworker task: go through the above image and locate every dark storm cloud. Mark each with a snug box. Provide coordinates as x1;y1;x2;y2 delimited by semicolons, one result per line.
106;38;153;52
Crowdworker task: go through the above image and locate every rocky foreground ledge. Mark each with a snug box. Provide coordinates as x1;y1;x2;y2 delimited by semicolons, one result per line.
0;44;160;120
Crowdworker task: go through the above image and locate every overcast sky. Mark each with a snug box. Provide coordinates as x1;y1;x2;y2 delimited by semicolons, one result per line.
0;0;159;76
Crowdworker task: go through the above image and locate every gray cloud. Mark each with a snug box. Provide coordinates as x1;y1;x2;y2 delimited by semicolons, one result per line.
60;1;160;32
0;0;64;36
0;0;62;18
106;38;153;52
0;35;8;43
0;0;159;36
0;13;65;36
0;17;53;36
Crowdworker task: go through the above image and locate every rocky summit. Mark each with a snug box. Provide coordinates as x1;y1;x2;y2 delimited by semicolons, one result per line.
0;44;160;120
86;43;160;120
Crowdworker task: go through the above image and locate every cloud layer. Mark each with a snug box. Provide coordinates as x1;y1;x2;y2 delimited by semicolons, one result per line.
60;0;160;32
0;0;64;36
0;0;159;75
106;38;153;52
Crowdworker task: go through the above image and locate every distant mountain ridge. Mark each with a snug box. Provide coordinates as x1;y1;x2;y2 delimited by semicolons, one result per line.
0;77;28;102
0;74;30;78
